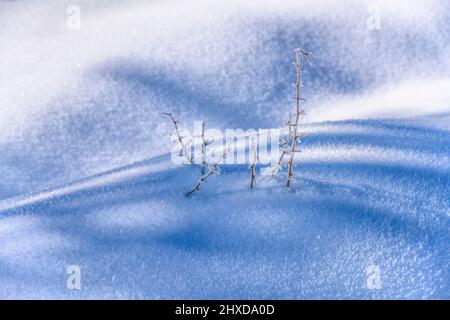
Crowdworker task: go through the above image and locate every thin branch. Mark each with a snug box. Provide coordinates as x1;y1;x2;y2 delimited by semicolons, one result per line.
185;164;219;197
163;112;193;164
193;121;209;172
299;49;313;65
271;121;293;176
272;141;289;176
200;121;208;174
250;137;257;189
185;146;228;197
287;48;311;188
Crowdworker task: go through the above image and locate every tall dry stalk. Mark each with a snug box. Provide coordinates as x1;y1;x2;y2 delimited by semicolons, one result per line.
286;48;312;187
272;48;312;187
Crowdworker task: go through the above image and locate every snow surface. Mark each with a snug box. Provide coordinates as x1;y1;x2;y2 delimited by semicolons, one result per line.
0;0;449;299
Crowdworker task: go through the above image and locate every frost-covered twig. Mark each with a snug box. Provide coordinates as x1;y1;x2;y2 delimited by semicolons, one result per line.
286;48;311;187
185;146;228;197
271;49;311;187
199;121;209;174
193;121;211;174
249;137;257;188
163;112;193;164
287;50;302;187
272;124;292;176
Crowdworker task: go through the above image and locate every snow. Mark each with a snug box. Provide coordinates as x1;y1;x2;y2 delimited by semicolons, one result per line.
0;0;449;299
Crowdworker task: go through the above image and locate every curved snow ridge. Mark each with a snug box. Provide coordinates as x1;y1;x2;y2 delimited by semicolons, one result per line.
300;145;449;172
0;154;172;215
301;118;450;172
1;116;448;214
1;137;447;215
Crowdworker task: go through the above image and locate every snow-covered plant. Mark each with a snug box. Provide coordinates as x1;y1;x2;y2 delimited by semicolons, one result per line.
197;120;210;175
249;136;257;189
165;48;312;194
273;48;312;187
164;112;225;197
185;145;228;197
163;112;193;165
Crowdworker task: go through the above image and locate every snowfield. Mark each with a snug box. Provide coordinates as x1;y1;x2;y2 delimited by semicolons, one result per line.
0;0;449;299
1;117;448;299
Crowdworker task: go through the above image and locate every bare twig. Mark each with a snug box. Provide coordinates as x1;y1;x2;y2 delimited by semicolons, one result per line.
272;121;292;176
272;143;288;176
185;163;219;197
200;121;208;174
185;146;228;197
163;112;193;164
286;48;311;188
250;137;257;188
192;121;211;174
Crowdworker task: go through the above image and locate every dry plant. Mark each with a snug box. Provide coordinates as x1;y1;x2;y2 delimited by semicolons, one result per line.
185;145;228;197
273;48;312;188
196;120;210;174
164;112;227;197
163;112;193;165
165;48;312;195
271;115;292;176
249;136;257;189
